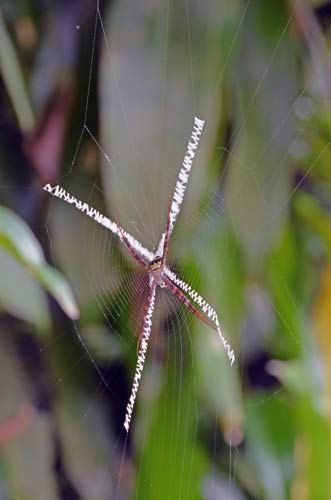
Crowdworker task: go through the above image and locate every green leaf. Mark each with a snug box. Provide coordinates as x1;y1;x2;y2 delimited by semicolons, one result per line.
0;335;58;500
0;206;45;266
79;325;123;361
136;355;208;500
34;265;79;321
294;191;331;259
0;9;35;132
269;359;331;500
0;205;79;321
56;388;115;500
0;249;51;331
245;394;294;500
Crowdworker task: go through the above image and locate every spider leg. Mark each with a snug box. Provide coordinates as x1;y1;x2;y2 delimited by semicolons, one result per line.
161;199;172;268
115;215;148;270
162;275;217;332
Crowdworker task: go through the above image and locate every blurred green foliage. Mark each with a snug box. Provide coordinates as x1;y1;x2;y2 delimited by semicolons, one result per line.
0;205;79;326
0;1;331;499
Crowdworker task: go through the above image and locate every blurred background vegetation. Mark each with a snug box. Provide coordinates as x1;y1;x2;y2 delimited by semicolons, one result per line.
1;0;331;499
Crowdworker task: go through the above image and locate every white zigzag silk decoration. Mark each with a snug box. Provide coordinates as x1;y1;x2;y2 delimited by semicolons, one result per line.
123;285;156;432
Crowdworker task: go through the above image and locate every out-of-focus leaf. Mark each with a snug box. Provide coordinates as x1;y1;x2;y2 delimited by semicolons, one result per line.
294;192;331;258
33;265;79;322
269;357;331;500
312;265;331;419
244;395;294;500
56;388;115;500
196;328;242;437
24;82;74;183
189;221;243;439
0;205;79;320
225;0;297;265
0;9;35;132
100;0;241;245
0;206;44;266
265;221;304;358
136;355;208;500
202;475;246;500
268;276;331;500
80;325;123;361
291;407;331;500
0;336;59;500
289;0;331;101
48;333;117;500
0;249;51;331
153;209;244;441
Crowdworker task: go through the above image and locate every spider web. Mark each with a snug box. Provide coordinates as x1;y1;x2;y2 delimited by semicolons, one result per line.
45;2;330;499
46;1;321;498
4;0;328;498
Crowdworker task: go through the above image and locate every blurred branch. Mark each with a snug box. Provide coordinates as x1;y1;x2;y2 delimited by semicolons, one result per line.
0;8;35;133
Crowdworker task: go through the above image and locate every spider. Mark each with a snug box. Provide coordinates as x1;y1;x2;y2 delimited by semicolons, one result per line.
115;202;217;354
44;116;235;432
